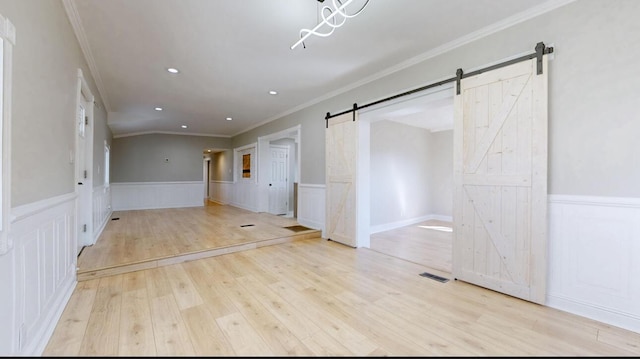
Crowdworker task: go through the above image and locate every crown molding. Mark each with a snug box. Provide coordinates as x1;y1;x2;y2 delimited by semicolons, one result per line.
113;130;231;139
236;0;577;137
62;0;111;112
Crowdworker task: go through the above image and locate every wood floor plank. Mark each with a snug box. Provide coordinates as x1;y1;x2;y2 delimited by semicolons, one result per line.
267;280;381;356
119;286;156;356
180;259;238;319
149;294;196;356
78;275;123;356
163;264;204;311
216;312;274;356
180;304;236;356
42;280;99;356
217;275;314;356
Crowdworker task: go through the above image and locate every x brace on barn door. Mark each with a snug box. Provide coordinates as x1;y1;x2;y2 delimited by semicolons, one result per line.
324;41;554;127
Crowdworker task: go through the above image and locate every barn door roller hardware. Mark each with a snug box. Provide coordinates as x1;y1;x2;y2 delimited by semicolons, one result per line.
325;41;554;120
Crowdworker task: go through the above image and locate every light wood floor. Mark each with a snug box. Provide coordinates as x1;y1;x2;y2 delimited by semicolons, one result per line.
77;202;320;281
45;234;640;356
370;219;452;273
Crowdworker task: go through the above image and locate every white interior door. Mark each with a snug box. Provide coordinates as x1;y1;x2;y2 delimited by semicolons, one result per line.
326;112;358;248
453;57;548;304
75;86;93;255
268;145;289;215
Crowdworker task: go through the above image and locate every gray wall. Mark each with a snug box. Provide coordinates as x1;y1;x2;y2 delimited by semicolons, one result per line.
211;149;233;181
111;133;231;182
0;0;109;206
0;0;110;353
232;0;640;198
369;122;453;226
429;130;453;217
370;120;433;225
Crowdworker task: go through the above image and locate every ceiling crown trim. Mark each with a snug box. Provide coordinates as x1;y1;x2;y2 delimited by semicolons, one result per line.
236;0;576;137
62;0;111;112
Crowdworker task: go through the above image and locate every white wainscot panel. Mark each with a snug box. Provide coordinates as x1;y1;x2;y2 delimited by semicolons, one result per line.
209;180;233;205
92;185;112;242
547;195;640;334
230;180;259;212
297;184;325;235
9;193;77;356
111;181;205;211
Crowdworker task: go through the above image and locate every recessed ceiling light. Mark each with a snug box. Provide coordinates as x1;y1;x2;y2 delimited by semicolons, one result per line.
167;67;179;74
226;117;232;121
154;107;163;111
181;125;187;129
269;90;278;95
207;150;212;152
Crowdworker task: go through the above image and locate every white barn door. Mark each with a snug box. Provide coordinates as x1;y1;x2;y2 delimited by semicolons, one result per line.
453;57;548;304
326;112;358;248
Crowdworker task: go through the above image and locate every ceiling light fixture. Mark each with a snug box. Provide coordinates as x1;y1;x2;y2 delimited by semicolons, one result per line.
291;0;370;50
167;67;179;74
155;107;163;111
269;90;278;95
226;117;232;121
181;125;187;128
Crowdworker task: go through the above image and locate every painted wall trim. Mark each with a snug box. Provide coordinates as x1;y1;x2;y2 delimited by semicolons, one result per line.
10;192;77;223
61;0;111;111
549;194;640;208
112;130;231;139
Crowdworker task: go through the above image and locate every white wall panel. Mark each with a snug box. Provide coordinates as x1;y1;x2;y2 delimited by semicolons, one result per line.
297;184;325;236
209;180;233;205
230;180;259;212
111;181;204;211
7;193;77;356
92;185;112;243
547;195;640;333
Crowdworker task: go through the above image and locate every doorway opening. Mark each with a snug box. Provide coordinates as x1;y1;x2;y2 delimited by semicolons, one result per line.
359;83;454;273
257;125;301;218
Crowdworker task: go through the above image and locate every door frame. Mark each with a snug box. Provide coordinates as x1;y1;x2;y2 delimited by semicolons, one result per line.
257;125;300;213
75;69;94;255
203;156;210;201
267;144;290;215
356;83;455;248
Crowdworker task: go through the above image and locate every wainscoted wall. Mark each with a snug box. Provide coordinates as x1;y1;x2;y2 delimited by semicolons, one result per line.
546;195;640;334
297;184;326;236
230;178;259;213
209;180;233;205
6;193;77;356
92;185;112;243
111;181;205;211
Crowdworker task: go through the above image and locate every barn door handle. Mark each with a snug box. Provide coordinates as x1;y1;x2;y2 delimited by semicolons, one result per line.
78;182;83;185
